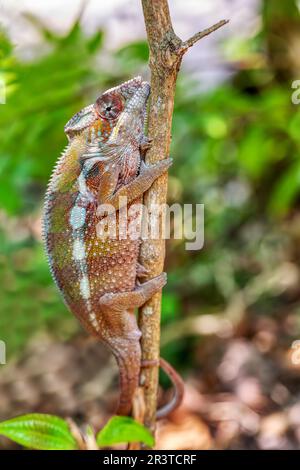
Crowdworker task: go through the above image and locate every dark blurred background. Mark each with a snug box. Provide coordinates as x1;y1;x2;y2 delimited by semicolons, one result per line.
1;0;300;450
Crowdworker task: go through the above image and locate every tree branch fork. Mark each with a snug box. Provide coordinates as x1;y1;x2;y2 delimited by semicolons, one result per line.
151;19;229;72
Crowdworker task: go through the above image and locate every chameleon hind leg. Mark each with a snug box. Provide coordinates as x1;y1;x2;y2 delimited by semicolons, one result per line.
98;273;167;415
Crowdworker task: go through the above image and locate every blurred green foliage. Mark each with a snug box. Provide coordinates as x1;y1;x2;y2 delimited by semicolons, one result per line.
1;0;300;366
0;413;153;449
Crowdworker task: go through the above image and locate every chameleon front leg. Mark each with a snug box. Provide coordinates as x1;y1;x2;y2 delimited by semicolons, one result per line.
98;157;172;211
98;273;167;415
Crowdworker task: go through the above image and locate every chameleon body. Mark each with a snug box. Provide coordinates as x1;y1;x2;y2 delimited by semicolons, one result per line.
43;77;172;415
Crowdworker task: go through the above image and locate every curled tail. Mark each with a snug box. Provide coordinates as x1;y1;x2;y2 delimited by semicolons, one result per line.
109;343;184;417
140;357;184;419
156;357;185;419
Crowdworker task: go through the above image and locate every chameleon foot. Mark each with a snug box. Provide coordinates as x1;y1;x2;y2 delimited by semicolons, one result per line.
136;262;150;279
99;273;166;313
140;136;153;156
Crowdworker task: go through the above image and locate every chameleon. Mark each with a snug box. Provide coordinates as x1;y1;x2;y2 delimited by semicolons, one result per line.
43;77;183;416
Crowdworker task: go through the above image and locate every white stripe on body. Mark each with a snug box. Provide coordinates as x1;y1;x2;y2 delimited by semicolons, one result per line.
69;159;102;333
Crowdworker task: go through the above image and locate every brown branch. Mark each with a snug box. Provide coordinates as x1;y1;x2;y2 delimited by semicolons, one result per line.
181;19;229;51
138;0;229;436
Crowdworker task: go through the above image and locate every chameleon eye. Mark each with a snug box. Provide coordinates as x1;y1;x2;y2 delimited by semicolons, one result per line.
95;93;123;120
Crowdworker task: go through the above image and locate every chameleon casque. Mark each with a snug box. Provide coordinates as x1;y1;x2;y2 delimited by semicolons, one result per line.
43;77;183;416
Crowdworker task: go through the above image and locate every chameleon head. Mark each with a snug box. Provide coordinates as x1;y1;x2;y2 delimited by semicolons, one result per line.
64;77;150;147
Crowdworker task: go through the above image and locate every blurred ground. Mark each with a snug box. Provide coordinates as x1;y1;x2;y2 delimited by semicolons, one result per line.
1;317;300;450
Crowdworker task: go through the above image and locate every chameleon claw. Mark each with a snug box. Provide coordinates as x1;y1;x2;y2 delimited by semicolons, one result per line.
136;262;150;279
140;137;153;156
139;157;173;178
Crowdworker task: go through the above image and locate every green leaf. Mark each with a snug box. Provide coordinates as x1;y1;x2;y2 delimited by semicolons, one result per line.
115;40;149;62
87;31;104;53
0;414;78;450
161;292;181;324
268;159;300;217
96;416;154;448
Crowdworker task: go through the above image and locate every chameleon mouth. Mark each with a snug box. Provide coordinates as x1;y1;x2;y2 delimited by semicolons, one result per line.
143;100;149;133
141;80;150;132
64;104;96;137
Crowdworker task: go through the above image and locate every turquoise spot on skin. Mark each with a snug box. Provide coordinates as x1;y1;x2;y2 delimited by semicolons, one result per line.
69;205;86;229
80;275;90;299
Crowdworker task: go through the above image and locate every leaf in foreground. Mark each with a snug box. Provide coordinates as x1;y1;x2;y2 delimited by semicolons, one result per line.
0;413;78;450
97;416;154;447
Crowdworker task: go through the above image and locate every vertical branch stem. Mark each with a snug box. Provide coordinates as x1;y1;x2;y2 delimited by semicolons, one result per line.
139;0;228;433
